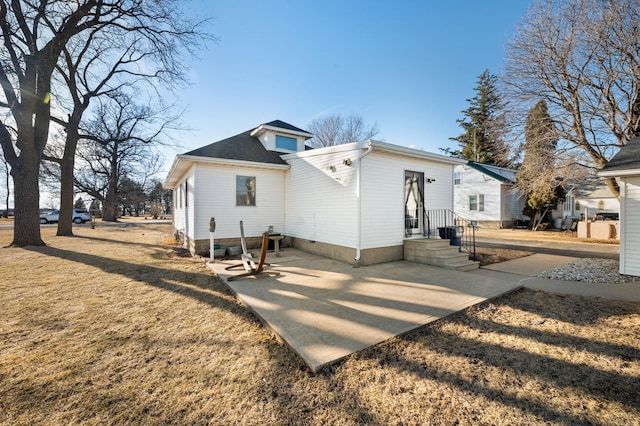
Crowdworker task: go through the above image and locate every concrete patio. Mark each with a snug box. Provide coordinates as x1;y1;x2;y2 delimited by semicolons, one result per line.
207;249;522;372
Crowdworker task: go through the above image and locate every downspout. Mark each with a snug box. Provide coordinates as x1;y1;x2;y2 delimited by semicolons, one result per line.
354;141;373;266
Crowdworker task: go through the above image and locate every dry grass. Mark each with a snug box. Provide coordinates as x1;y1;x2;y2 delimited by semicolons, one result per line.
473;247;534;266
476;227;620;245
1;224;639;425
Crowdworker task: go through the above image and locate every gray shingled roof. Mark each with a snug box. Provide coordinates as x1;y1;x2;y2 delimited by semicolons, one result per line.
262;120;310;134
600;136;640;173
184;130;287;165
183;120;310;165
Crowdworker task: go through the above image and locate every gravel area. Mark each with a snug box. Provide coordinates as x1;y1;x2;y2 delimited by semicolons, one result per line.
538;258;640;284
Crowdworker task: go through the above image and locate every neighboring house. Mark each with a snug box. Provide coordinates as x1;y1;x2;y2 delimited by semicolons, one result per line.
453;162;526;228
599;136;640;276
164;120;466;265
560;176;620;220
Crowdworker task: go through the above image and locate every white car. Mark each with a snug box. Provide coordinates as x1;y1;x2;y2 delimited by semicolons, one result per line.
39;209;92;224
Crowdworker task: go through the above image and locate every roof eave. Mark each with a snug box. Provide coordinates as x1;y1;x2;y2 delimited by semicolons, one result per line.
282;140;469;165
369;140;468;165
164;154;290;189
599;168;640;177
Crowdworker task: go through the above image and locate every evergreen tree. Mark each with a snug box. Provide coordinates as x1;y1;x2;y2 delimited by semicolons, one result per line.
517;100;565;229
445;69;510;166
74;197;86;210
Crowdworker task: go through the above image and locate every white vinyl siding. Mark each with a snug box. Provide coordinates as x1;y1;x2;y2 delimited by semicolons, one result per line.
286;149;457;250
453;164;526;222
361;151;454;248
285;148;359;247
620;177;640;276
172;167;195;239
192;164;286;240
453;165;501;221
502;184;525;220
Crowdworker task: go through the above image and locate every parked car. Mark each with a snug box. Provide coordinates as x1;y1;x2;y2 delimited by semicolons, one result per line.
39;209;92;224
594;212;619;221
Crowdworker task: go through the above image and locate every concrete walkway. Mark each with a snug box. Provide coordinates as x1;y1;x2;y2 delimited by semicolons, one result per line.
209;249;521;372
473;253;640;302
208;250;640;372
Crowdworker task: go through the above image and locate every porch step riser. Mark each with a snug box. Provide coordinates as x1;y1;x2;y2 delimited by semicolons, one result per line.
404;239;479;271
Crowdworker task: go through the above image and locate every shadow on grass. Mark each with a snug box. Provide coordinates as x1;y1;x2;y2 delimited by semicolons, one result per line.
71;233;172;250
360;290;640;424
499;289;639;325
448;313;640;362
24;244;252;323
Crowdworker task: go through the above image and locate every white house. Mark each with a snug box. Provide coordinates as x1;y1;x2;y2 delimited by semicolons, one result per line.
164;120;466;266
560;176;620;220
453;162;526;228
599;136;640;276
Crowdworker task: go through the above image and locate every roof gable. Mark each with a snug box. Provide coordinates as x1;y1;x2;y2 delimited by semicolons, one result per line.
567;176;615;198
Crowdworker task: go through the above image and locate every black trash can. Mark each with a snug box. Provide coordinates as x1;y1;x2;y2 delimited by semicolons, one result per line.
438;226;463;247
437;226;455;240
450;226;464;247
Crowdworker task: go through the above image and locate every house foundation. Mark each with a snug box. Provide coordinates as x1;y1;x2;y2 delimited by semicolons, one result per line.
291;238;403;266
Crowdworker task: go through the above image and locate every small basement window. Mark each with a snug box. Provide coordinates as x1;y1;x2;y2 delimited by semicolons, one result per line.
275;135;297;151
236;176;256;206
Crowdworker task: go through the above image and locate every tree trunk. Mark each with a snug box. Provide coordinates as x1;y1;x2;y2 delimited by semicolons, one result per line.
10;156;44;247
532;207;550;231
101;182;117;222
57;157;76;235
3;161;8;218
56;124;81;236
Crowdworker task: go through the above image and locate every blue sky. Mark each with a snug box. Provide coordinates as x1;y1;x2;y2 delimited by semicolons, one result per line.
165;0;531;173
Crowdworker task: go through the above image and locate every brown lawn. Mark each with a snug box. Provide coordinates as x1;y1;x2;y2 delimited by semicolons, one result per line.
0;223;638;425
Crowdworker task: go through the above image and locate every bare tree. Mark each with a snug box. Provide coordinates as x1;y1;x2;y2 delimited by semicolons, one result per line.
503;0;640;200
48;5;205;237
0;1;211;246
307;113;379;148
73;92;164;222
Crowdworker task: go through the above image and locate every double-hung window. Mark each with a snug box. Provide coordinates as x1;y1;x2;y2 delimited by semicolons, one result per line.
454;172;461;185
469;194;484;211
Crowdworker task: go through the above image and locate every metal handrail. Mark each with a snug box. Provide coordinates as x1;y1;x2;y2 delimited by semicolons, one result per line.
423;209;477;260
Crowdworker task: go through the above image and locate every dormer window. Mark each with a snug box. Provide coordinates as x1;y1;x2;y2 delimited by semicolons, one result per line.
276;135;297;151
250;120;313;153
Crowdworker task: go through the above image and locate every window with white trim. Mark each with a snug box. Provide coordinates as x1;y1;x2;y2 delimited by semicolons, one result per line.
236;176;256;206
454;171;461;185
469;194;484;211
